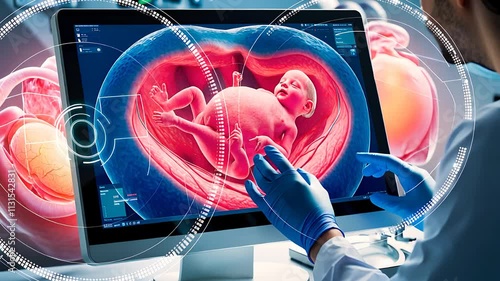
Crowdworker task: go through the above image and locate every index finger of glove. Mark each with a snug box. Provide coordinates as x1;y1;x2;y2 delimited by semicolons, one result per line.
297;168;320;185
253;154;279;193
264;145;294;173
356;152;410;175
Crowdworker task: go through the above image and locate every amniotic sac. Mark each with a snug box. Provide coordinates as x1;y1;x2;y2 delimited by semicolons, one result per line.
96;26;371;219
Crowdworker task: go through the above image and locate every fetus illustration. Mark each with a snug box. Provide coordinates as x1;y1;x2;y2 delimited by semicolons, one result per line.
0;56;80;261
96;25;371;218
367;21;439;165
151;70;316;179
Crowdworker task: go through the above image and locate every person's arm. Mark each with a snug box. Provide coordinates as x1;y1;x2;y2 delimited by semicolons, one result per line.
313;236;391;281
245;146;390;281
390;103;500;280
309;229;344;262
308;229;390;281
314;103;499;281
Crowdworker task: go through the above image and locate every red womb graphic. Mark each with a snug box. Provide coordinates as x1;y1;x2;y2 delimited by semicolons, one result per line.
0;56;80;261
130;45;352;210
367;21;439;165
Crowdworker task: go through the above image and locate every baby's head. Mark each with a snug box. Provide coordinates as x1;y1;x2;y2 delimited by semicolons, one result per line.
274;70;317;118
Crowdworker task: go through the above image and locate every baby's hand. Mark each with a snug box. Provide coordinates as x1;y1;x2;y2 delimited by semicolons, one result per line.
150;83;169;108
229;123;244;150
250;135;271;153
152;111;177;126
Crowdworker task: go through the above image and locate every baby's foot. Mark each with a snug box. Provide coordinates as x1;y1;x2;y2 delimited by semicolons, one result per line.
150;83;169;110
232;71;242;87
152;111;177;127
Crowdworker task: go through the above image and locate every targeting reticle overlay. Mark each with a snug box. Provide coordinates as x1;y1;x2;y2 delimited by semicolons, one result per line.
71;21;390;225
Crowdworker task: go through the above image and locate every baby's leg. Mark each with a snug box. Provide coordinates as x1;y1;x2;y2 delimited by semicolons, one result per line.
151;85;206;120
174;120;250;179
171;118;225;170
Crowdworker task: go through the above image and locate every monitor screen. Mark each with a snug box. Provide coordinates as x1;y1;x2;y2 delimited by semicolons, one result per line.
79;23;381;220
54;9;395;253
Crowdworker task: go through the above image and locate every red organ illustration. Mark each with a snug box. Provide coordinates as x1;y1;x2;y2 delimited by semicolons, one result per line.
0;57;80;261
367;21;439;165
97;26;370;217
134;48;354;210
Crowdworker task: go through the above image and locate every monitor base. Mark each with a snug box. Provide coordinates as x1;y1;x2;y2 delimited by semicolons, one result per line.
157;262;309;281
155;246;309;281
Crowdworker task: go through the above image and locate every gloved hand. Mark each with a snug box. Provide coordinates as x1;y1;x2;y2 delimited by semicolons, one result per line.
245;146;343;259
356;152;435;229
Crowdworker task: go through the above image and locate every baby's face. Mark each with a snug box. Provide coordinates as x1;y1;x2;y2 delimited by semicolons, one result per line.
274;70;310;112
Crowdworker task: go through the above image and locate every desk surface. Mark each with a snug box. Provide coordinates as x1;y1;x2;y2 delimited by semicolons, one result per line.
0;227;422;280
0;241;304;281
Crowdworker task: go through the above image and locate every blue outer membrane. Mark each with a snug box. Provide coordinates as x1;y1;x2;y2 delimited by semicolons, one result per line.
95;25;370;219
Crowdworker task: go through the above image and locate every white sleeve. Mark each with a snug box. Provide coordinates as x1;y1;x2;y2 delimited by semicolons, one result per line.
313;236;390;281
390;102;500;280
314;102;500;281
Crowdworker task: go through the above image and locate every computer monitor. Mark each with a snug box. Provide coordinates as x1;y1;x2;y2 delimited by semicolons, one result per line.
52;8;400;277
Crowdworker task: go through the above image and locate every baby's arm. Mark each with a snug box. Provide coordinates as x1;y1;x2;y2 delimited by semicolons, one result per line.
228;123;251;179
251;125;298;157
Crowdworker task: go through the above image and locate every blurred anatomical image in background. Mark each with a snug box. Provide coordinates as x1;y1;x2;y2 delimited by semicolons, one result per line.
367;20;438;165
0;56;80;261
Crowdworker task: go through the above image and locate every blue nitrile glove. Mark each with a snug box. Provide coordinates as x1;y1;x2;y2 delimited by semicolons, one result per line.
356;152;435;230
245;146;343;259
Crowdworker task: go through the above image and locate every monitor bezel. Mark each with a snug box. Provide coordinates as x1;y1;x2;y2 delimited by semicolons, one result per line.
53;8;395;253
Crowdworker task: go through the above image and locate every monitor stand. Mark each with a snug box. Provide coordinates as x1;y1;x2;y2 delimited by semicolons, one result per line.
157;246;309;281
